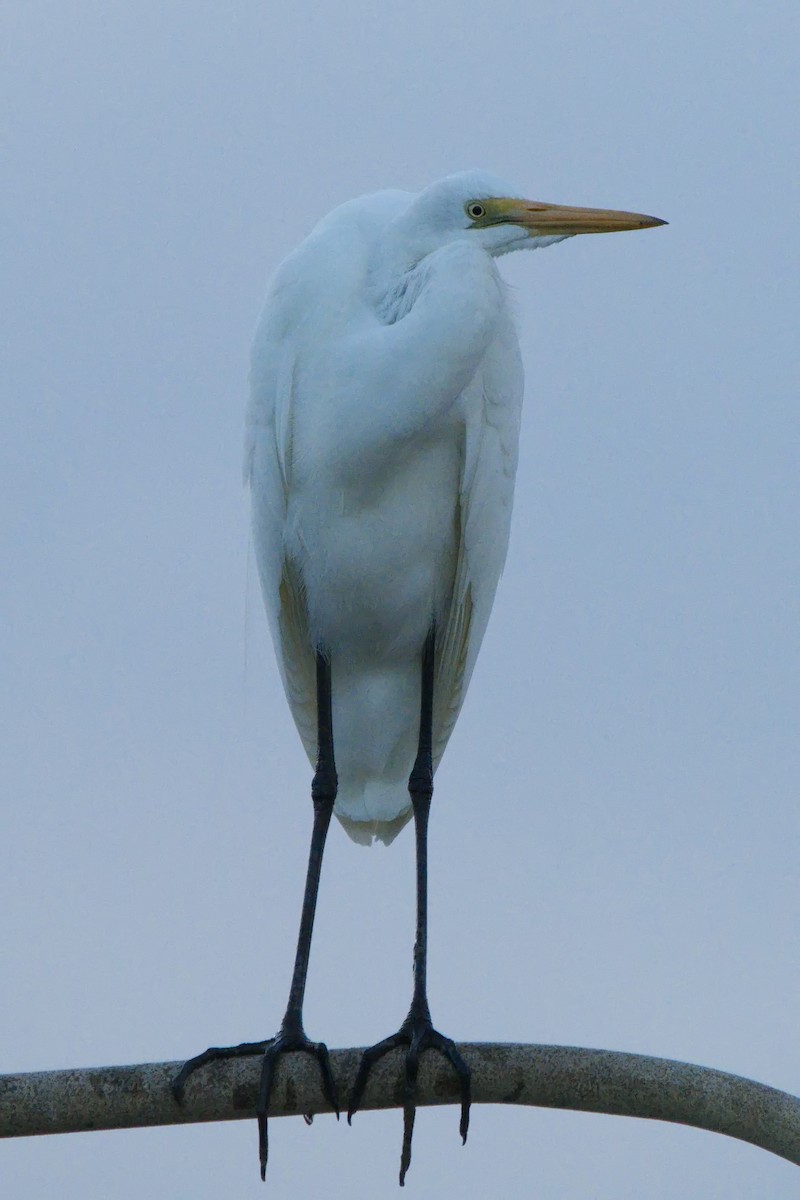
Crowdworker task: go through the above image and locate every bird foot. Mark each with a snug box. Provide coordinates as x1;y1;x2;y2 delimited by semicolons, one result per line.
171;1024;339;1181
347;1007;471;1186
171;1037;270;1103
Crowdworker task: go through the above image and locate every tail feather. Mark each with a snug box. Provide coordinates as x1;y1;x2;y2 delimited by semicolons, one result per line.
334;780;413;846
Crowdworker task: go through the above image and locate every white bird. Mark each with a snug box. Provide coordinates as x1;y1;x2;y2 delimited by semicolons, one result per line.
174;170;665;1183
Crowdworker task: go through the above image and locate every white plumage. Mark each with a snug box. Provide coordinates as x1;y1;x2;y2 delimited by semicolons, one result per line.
245;170;663;843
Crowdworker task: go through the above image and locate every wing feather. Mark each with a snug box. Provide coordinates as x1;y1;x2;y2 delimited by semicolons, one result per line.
247;313;318;766
432;311;524;765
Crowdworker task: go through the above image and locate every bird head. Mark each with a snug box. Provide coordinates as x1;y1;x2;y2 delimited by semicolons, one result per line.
398;169;666;260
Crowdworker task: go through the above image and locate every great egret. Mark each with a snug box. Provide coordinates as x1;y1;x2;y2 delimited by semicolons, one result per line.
173;170;665;1183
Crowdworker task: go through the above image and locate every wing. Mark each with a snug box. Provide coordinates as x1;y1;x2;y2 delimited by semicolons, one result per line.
246;213;523;776
244;194;420;768
432;308;524;766
245;288;318;765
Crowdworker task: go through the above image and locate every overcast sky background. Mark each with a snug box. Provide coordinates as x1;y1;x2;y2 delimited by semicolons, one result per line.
2;1;798;1196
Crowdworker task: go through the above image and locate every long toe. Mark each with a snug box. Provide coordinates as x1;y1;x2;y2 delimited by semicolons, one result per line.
348;1020;471;1186
171;1039;270;1103
257;1031;341;1180
428;1030;471;1143
348;1032;407;1123
302;1039;339;1116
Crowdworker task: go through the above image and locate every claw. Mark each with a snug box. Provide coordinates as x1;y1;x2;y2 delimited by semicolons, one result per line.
171;1039;269;1104
311;1041;341;1118
348;1019;471;1185
172;1032;339;1181
257;1033;340;1178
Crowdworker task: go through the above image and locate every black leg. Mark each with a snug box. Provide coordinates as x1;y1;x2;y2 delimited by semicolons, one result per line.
172;650;340;1180
348;628;471;1185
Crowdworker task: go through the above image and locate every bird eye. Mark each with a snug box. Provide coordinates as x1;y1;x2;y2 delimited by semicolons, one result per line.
466;202;486;220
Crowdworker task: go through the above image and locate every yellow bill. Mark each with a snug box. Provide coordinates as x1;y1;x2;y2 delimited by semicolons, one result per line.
473;196;667;235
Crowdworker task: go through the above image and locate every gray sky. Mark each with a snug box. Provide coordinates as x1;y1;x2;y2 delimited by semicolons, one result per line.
2;1;798;1196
